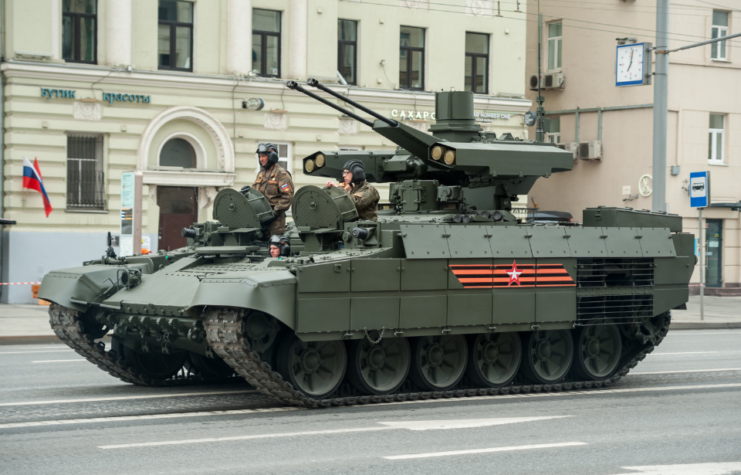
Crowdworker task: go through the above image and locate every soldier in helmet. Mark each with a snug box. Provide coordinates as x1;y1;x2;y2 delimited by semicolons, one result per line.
253;143;294;235
327;160;379;221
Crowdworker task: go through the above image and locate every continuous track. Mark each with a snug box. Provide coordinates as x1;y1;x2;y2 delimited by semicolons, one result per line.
203;308;671;408
49;304;227;387
49;303;670;407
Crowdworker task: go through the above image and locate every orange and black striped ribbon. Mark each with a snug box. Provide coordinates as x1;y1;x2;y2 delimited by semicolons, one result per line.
450;263;575;289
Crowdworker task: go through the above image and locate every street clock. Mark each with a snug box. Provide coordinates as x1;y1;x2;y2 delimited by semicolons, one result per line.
616;42;652;86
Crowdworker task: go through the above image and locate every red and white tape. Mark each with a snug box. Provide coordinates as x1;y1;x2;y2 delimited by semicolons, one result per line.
0;282;41;286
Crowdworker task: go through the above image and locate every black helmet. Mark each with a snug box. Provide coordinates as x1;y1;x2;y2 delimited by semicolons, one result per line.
256;143;280;167
268;235;282;246
343;159;366;183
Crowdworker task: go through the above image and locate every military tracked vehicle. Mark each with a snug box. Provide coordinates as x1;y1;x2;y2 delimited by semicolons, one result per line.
39;80;695;407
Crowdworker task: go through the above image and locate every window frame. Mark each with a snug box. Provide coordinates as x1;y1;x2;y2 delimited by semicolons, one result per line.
708;114;726;165
546;117;561;144
158;1;194;72
338;19;358;85
547;21;563;72
465;32;489;94
62;1;98;64
66;133;106;211
399;26;425;91
711;11;729;61
253;9;282;78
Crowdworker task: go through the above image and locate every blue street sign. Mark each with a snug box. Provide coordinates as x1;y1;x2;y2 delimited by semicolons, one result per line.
689;171;710;208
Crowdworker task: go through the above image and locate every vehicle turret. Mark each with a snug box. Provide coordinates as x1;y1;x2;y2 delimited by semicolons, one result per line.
287;79;573;213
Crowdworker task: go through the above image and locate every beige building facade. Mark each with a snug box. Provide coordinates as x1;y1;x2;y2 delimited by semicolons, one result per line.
525;0;741;295
1;0;532;303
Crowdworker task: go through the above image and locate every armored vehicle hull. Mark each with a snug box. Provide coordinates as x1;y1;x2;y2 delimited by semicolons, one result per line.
39;83;695;407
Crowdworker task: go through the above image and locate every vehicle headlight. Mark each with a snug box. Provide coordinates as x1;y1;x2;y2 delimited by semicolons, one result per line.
305;159;316;172
431;145;444;161
315;153;325;168
444;150;456;165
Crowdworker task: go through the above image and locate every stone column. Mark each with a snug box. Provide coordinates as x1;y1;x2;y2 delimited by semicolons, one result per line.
288;0;308;80
106;0;132;66
227;0;252;74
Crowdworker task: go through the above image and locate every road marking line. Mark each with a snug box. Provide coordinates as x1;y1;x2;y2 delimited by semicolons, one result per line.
99;417;572;449
0;350;72;355
651;351;720;356
614;462;741;475
31;359;86;363
632;368;741;375
384;442;588;460
364;383;741;408
0;390;256;408
101;426;395;449
5;383;741;432
0;406;301;431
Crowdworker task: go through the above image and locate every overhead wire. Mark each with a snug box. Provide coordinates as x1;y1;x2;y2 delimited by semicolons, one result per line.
357;0;741;48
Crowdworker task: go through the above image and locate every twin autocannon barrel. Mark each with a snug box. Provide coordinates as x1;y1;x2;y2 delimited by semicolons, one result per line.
286;79;399;128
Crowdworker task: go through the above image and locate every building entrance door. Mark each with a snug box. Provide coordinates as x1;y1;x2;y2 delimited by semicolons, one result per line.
158;187;198;251
706;219;723;288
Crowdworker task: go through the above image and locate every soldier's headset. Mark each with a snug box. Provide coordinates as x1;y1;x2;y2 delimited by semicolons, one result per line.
257;143;280;167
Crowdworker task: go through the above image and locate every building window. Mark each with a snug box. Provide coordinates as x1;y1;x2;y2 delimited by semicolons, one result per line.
465;33;489;94
547;117;561;144
711;11;729;61
547;22;562;71
338;20;358;85
158;0;193;71
708;114;725;164
160;138;197;168
62;0;97;64
253;10;281;77
400;26;425;90
67;134;105;210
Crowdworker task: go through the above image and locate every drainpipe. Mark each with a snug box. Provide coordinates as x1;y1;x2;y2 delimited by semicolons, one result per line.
574;109;580;145
0;0;5;299
597;108;603;141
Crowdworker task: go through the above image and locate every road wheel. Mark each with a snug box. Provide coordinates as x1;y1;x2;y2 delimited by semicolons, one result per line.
520;330;574;384
188;351;235;379
573;324;622;381
466;332;522;387
277;335;347;399
112;336;187;380
409;335;468;391
346;336;410;395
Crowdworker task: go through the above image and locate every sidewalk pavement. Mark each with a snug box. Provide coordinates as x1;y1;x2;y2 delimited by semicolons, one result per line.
0;296;739;344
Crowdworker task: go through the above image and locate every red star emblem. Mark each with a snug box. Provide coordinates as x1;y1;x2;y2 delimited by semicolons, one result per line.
507;260;523;286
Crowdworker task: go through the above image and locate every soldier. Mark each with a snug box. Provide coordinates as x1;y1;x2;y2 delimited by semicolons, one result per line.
252;143;294;235
327;160;379;221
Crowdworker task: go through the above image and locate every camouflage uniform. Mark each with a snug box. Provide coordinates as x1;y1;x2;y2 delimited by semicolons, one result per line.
253;164;294;235
342;180;380;221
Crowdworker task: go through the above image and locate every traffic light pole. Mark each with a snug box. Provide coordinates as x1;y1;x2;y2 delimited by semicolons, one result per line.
651;0;669;212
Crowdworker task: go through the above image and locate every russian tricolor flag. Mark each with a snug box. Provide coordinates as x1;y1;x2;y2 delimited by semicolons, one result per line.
23;156;53;217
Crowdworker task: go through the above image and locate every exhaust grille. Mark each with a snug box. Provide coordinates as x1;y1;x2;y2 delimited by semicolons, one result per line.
577;258;654;288
544;75;554;87
577;294;653;323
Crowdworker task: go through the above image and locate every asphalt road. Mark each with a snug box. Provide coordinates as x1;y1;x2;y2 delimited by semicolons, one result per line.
1;330;741;475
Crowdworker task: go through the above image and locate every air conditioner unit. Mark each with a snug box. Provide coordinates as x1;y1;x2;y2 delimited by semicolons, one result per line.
579;141;602;160
542;72;565;90
557;142;578;160
528;75;540;91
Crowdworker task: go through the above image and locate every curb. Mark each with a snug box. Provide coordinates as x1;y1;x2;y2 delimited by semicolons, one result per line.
670;322;741;330
0;335;61;345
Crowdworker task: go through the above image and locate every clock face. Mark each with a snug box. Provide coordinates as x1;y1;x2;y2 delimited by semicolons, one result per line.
616;44;645;86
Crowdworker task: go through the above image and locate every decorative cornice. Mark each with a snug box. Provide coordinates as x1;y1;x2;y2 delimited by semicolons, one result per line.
1;62;532;111
141;170;237;187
